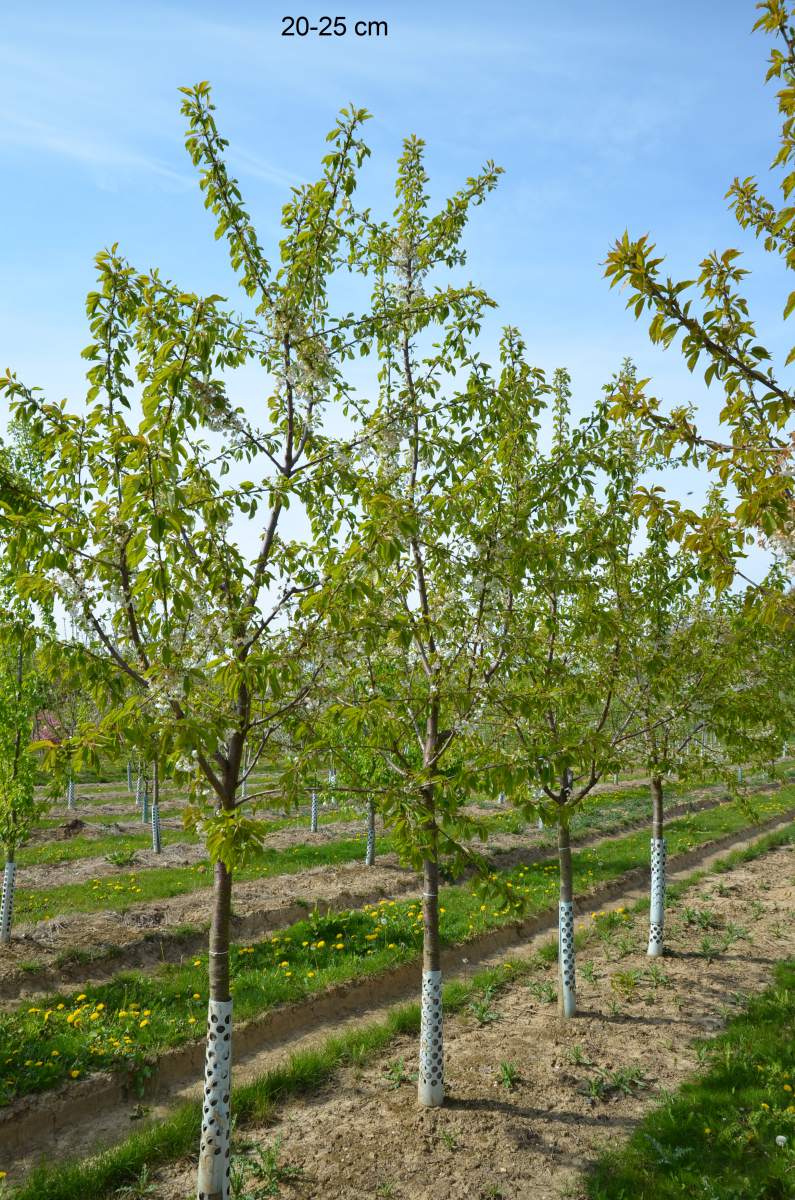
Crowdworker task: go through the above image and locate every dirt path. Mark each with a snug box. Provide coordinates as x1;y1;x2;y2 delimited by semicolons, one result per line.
2;809;792;1184
156;836;795;1200
0;794;723;1002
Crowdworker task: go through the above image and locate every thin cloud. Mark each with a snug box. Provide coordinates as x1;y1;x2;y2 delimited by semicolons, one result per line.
0;113;190;186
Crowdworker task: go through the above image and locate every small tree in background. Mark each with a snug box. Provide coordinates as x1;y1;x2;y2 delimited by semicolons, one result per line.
491;378;645;1018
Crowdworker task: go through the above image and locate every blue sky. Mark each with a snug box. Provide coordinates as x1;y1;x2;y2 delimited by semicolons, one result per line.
0;0;788;577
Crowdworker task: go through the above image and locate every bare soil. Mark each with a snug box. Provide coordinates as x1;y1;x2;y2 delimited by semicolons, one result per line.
152;840;795;1200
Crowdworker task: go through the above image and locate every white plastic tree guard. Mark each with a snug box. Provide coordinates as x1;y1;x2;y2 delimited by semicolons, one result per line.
418;969;444;1106
151;801;162;854
647;837;667;957
558;900;576;1017
66;775;76;811
141;780;149;824
196;998;233;1200
365;800;376;866
0;861;16;944
135;769;143;808
310;791;318;833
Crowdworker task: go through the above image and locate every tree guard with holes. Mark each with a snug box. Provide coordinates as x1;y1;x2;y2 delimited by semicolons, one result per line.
196;997;232;1200
0;861;16;945
135;769;143;808
365;799;376;866
151;802;162;853
647;837;667;957
558;900;576;1017
141;779;149;824
418;968;444;1106
310;791;318;833
66;775;75;811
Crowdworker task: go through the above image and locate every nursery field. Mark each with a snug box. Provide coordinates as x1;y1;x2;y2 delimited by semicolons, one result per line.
0;766;793;1197
4;4;795;1197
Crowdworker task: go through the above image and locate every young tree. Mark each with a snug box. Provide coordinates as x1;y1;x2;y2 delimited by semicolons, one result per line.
0;622;45;944
491;381;643;1017
0;86;390;1199
304;126;568;1101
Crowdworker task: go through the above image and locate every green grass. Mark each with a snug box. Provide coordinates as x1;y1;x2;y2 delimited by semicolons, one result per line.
588;959;795;1200
7;821;794;1200
1;788;792;1110
16;828;196;869
16;802;367;872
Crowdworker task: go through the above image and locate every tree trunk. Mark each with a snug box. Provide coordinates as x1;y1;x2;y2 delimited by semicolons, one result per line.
196;858;233;1200
557;817;576;1018
647;775;666;957
126;761;133;793
310;790;318;833
418;838;443;1106
0;860;16;945
365;798;376;866
151;761;161;854
141;774;149;824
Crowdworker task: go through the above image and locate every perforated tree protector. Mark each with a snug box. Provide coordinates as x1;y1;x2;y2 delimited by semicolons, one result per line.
310;791;318;833
135;770;143;807
0;861;15;943
66;776;75;810
365;803;376;866
418;969;444;1106
151;801;162;854
559;900;576;1017
197;998;233;1200
647;837;667;957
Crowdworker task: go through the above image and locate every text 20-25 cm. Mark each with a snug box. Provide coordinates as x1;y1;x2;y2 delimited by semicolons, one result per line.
282;16;388;37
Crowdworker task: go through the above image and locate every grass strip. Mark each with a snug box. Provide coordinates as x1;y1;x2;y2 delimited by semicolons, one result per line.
0;788;792;1112
16;803;368;871
587;958;795;1200
7;821;794;1200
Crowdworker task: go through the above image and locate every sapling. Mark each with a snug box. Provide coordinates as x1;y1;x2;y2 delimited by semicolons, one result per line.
0;626;44;945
